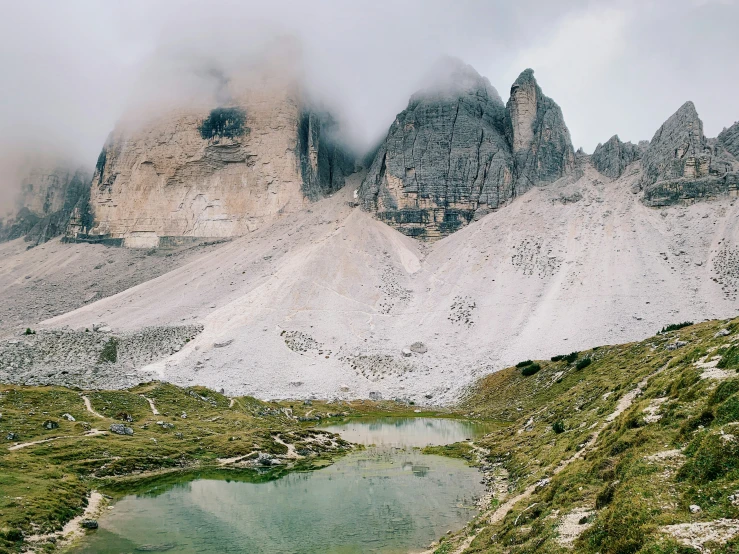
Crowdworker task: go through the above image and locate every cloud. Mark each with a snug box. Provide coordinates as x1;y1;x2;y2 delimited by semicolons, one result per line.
0;0;737;211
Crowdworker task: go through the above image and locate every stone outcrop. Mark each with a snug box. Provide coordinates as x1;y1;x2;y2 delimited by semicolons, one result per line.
718;121;739;159
68;72;353;248
505;69;575;188
359;64;574;239
591;135;643;179
639;102;739;206
0;164;92;245
359;60;513;239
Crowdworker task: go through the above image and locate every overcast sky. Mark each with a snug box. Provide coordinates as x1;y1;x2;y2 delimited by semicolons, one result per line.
1;0;737;178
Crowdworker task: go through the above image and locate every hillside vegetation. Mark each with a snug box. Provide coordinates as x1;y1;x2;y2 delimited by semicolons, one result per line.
431;318;739;554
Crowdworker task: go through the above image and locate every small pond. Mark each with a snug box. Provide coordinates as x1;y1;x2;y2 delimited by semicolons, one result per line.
75;418;492;554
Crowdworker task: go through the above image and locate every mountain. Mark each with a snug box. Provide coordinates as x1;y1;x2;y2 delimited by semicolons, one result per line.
639;101;739;206
2;59;739;405
504;68;575;187
0;163;92;246
591;135;644;179
66;67;354;248
359;63;574;239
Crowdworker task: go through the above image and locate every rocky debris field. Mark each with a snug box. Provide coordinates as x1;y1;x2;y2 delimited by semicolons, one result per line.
0;325;201;389
0;237;224;338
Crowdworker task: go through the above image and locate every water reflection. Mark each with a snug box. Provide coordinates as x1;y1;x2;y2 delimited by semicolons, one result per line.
75;418;490;554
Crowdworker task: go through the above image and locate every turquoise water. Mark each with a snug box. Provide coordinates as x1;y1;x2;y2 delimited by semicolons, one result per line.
75;418;489;554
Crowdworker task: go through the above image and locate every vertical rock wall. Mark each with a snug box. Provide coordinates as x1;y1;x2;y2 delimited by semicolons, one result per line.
359;65;575;239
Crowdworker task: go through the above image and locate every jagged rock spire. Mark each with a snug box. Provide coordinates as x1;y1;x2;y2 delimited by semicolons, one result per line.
358;64;576;239
505;69;575;188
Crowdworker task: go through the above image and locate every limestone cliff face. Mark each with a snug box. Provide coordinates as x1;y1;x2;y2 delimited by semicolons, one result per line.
640;102;739;206
0;163;92;245
505;69;575;188
359;65;574;239
718;121;739;159
591;135;643;179
72;82;353;248
359;61;513;239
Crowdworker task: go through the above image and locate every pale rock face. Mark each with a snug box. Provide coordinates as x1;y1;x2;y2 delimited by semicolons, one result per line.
0;163;91;245
639;102;739;206
75;77;352;248
508;77;536;153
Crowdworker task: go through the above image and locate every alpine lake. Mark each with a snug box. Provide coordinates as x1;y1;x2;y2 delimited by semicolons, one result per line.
74;417;495;553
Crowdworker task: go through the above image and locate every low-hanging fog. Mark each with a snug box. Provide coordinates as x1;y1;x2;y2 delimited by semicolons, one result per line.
1;0;737;210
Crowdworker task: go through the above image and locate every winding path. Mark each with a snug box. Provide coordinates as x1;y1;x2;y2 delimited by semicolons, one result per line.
140;395;160;415
81;395;105;418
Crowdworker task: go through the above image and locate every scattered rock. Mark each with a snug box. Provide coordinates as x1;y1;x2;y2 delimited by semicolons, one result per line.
81;519;98;530
690;504;702;513
409;342;428;354
6;432;18;441
213;339;233;348
401;348;412;357
109;424;134;436
369;391;383;401
61;413;75;421
42;420;59;430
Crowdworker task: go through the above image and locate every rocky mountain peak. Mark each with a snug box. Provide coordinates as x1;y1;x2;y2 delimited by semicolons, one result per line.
718;121;739;159
411;57;503;105
591;134;643;179
639;101;738;205
505;69;575;186
358;64;576;240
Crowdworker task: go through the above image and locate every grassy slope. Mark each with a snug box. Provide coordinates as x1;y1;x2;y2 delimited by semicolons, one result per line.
3;319;739;553
0;382;360;553
434;318;739;554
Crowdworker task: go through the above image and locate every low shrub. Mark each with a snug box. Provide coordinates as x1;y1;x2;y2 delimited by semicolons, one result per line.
659;321;693;333
551;354;564;362
98;338;118;364
715;394;739;424
521;363;541;376
516;360;533;368
564;351;579;363
678;431;739;482
552;421;565;434
576;358;592;370
710;379;739;405
24;328;35;335
717;345;739;370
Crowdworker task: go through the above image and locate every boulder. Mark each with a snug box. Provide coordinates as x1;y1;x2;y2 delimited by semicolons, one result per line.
81;519;98;530
42;420;59;430
409;342;428;354
109;423;134;436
